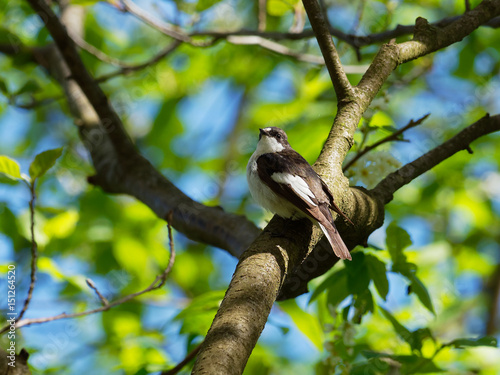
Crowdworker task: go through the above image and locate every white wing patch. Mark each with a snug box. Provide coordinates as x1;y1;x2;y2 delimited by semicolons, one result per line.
271;173;316;206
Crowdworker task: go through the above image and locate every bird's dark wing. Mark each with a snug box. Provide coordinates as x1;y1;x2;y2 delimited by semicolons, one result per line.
256;150;322;219
256;150;351;260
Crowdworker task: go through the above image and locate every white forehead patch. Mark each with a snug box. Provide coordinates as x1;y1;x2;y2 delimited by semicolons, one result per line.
264;127;272;131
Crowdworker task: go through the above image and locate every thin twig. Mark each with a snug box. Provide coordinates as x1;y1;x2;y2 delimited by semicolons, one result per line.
302;0;353;99
95;41;181;83
11;215;176;330
343;113;430;171
226;36;368;72
10;95;62;110
120;0;213;46
161;342;203;375
371;113;500;204
17;181;38;322
70;30;134;68
86;278;109;306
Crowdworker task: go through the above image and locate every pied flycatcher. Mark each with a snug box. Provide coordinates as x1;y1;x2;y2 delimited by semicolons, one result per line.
247;127;352;260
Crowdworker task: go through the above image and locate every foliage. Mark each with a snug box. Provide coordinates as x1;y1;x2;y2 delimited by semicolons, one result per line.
0;0;499;374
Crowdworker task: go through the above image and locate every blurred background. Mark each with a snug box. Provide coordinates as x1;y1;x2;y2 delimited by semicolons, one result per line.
0;0;499;373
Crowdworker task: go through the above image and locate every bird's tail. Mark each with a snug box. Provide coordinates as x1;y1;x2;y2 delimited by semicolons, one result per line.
318;222;352;260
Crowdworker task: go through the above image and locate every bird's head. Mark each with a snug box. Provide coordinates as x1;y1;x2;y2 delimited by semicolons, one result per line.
255;127;290;155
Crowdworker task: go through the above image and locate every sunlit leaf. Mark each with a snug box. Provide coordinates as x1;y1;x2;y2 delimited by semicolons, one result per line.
267;0;295;16
196;0;222;11
369;111;395;127
29;147;63;180
38;256;65;281
175;290;225;336
44;210;79;238
279;299;323;350
0;155;22;182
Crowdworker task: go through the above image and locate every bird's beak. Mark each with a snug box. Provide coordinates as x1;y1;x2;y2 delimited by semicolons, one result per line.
259;128;269;138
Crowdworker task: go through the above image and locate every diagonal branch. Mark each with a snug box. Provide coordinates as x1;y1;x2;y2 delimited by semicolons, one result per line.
95;41;181;83
301;0;353;99
371;113;500;204
22;1;259;258
343;113;430;171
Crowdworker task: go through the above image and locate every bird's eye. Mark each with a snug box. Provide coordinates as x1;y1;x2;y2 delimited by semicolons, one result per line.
276;134;281;140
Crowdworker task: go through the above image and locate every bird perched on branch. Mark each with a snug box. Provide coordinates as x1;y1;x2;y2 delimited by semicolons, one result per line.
246;127;352;260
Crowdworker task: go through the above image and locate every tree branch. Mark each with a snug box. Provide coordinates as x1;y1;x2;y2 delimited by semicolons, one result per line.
161;342;203;375
193;2;500;368
371;114;500;204
16;181;38;322
21;1;260;258
302;0;353;99
343;113;430;171
95;41;181;83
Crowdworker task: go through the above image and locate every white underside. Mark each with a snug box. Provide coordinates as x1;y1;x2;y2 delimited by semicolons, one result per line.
247;133;319;220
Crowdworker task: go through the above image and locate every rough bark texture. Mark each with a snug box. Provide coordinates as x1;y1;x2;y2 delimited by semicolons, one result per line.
3;0;499;374
193;217;313;374
0;349;32;375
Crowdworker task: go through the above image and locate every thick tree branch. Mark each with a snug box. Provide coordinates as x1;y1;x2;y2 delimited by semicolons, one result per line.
302;0;353;99
194;3;500;371
371;114;500;204
22;1;260;258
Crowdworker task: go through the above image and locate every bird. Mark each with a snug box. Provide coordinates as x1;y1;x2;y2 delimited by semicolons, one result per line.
246;127;352;260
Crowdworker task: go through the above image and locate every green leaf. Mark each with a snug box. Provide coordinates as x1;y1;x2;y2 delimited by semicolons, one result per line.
365;254;389;300
0;155;22;183
29;147;63;180
13;79;41;96
279;299;323;350
352;289;374;323
0;79;8;95
351;358;390;375
380;307;412;345
408;273;435;315
68;0;99;5
369;111;395;127
196;0;222;11
327;271;350;307
267;0;295;16
395;356;444;374
386;222;412;265
345;252;371;295
361;352;443;374
410;328;434;353
309;268;347;303
444;336;498;349
175;291;225;336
